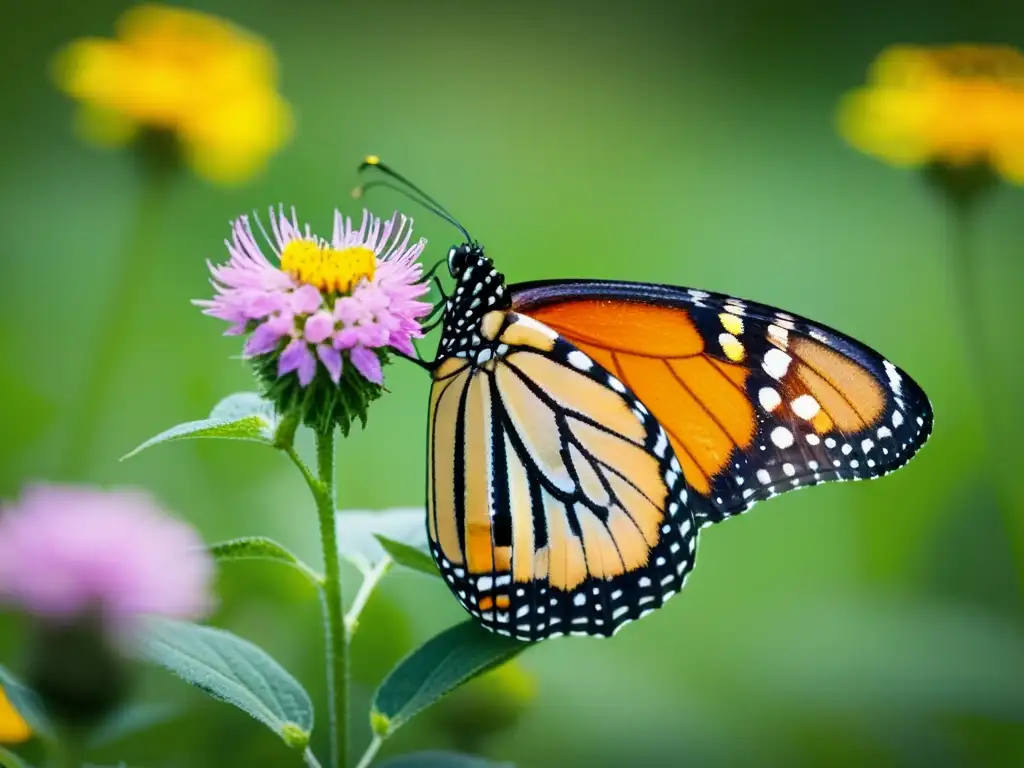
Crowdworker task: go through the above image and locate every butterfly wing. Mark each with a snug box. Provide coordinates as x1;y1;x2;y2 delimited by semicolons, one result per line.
509;280;933;525
427;311;697;640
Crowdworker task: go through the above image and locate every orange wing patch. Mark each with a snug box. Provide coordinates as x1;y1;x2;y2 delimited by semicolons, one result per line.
528;299;755;496
511;285;931;529
788;338;886;430
528;299;704;357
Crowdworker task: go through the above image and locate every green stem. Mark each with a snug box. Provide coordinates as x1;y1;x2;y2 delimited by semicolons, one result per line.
948;205;1024;591
345;560;392;635
314;426;348;768
60;160;174;479
353;735;382;768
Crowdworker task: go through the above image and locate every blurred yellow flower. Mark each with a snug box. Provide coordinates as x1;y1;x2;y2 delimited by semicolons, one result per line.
0;686;30;744
838;44;1024;184
53;3;292;184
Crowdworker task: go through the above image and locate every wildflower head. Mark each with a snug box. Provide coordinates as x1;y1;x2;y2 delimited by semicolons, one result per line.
838;44;1024;185
0;484;214;633
0;484;214;726
52;3;292;184
196;208;432;433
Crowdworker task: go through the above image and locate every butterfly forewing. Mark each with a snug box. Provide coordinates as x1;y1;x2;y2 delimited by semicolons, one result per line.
427;312;697;640
510;279;934;525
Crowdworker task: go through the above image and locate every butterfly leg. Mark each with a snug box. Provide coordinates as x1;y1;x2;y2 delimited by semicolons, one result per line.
392;347;437;371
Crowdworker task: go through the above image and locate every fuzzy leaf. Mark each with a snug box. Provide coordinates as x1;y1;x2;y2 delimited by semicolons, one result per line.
337;509;429;575
0;665;54;743
138;618;312;748
378;752;514;768
372;621;529;735
122;392;277;459
209;537;320;583
374;535;439;578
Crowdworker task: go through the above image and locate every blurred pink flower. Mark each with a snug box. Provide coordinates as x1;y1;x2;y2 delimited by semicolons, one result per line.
0;484;214;635
196;207;432;386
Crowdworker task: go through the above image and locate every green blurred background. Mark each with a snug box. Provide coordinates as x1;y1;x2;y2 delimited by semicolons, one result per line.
2;0;1024;765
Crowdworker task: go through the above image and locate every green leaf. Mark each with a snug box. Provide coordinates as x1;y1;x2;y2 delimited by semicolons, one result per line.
377;751;514;768
372;621;529;736
374;535;439;578
336;508;430;575
0;747;32;768
88;702;182;748
122;392;277;459
137;618;313;749
0;664;54;743
209;536;321;583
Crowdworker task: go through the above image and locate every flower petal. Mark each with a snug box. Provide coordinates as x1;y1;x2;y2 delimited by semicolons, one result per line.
244;319;287;357
389;332;417;358
278;338;315;385
289;284;323;315
304;311;335;344
350;346;384;385
317;344;343;383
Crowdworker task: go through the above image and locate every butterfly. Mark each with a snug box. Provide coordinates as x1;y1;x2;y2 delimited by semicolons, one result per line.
358;158;934;642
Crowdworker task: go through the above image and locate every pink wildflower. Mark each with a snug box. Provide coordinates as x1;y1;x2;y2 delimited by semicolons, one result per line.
0;484;214;636
196;207;432;387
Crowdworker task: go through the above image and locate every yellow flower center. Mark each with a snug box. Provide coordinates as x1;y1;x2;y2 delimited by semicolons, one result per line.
280;240;375;294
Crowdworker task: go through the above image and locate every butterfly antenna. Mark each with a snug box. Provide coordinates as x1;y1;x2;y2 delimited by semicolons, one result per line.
354;156;473;242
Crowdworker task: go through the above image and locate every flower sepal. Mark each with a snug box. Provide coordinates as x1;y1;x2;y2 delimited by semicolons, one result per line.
25;608;131;730
252;345;390;435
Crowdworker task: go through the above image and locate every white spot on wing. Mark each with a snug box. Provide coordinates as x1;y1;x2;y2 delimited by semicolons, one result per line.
771;426;794;449
758;387;782;412
567;350;592;370
763;348;792;380
791;394;821;420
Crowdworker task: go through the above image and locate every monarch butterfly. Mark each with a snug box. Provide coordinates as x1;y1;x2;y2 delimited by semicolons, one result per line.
358;158;933;642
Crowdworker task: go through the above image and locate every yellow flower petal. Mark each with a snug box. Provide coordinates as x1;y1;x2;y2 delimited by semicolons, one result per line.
838;43;1024;184
183;89;293;184
0;687;31;745
52;3;290;184
836;88;937;166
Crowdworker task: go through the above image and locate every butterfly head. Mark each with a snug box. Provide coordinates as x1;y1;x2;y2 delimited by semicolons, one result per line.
447;242;486;277
438;242;511;359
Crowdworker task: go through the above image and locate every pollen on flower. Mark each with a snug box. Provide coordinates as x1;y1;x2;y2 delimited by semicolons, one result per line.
280;241;376;294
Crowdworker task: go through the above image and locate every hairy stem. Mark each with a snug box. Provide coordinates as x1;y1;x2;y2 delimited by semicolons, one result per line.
315;426;348;767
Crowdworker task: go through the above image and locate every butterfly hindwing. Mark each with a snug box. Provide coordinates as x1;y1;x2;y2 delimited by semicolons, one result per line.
427;311;697;640
509;279;934;526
